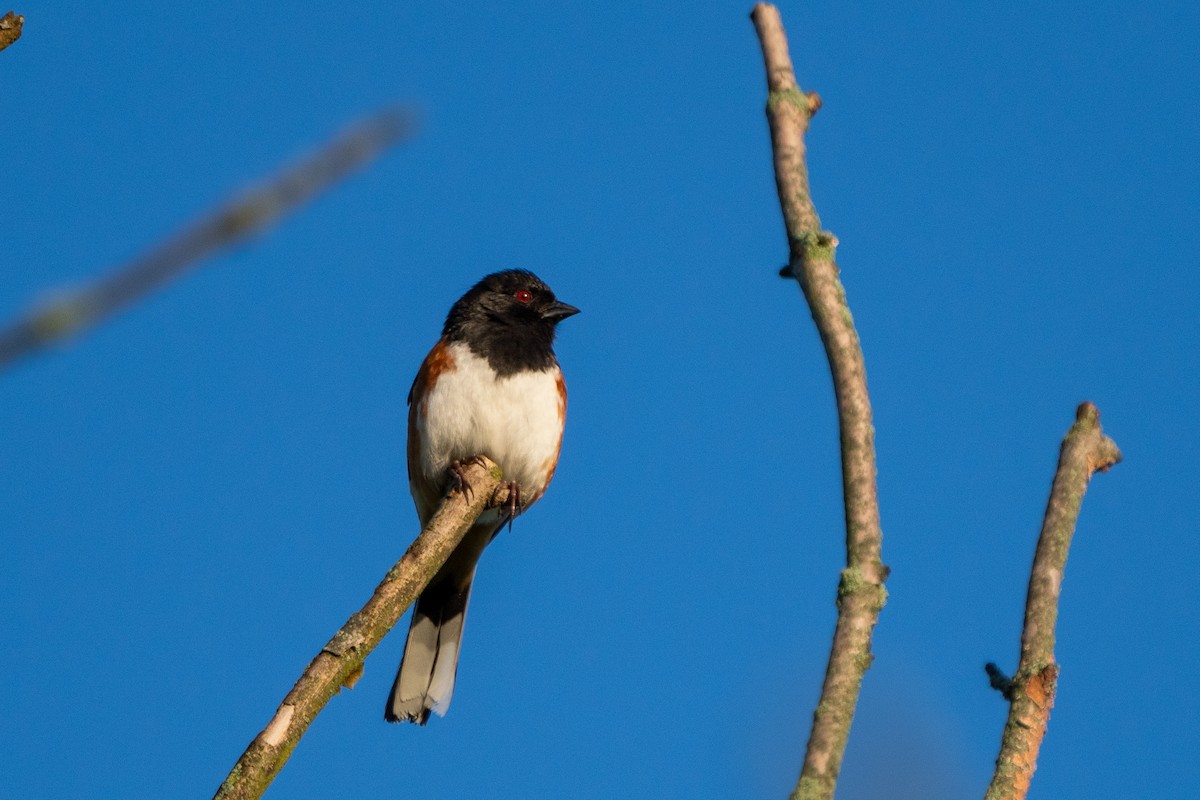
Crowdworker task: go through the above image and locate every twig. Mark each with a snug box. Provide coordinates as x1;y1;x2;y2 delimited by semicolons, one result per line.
0;106;417;371
984;402;1121;800
213;457;506;800
984;662;1015;701
0;11;22;52
749;6;888;800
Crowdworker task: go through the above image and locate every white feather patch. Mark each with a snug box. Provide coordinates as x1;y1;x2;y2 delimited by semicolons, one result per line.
417;342;563;508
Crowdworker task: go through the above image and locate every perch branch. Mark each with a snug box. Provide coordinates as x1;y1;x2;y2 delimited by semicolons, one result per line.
0;106;417;371
750;6;888;800
984;402;1121;800
0;11;22;52
213;457;506;800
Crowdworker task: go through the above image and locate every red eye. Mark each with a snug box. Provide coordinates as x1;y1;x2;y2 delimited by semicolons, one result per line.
515;290;533;303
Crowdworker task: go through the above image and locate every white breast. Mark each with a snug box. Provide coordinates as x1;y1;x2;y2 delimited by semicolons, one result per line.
417;342;564;505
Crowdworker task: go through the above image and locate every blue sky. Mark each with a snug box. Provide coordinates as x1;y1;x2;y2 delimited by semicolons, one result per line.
2;2;1198;798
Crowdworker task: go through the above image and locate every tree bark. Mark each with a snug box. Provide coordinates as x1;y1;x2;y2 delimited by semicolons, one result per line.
984;403;1121;800
0;11;23;53
214;457;506;800
750;6;888;799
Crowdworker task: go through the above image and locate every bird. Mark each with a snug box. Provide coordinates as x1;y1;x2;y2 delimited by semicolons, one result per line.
385;269;579;724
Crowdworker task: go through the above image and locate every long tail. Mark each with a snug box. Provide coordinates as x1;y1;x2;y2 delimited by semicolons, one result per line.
385;524;494;724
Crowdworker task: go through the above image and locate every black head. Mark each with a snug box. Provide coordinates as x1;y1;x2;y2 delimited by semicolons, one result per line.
443;270;579;376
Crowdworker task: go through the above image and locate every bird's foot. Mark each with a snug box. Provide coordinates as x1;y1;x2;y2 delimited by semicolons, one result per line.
447;456;489;501
494;480;523;530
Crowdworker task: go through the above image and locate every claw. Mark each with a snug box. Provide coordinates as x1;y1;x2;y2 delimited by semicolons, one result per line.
447;456;488;501
495;480;523;531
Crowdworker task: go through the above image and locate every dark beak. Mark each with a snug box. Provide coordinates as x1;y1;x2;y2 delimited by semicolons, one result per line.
541;300;580;322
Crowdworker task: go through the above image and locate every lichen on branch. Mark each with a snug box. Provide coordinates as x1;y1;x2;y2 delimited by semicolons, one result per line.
984;403;1121;800
750;5;888;800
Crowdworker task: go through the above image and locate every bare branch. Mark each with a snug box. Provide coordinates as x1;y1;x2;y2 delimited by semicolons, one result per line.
984;402;1121;800
0;11;22;52
749;6;888;800
0;106;417;372
213;457;506;800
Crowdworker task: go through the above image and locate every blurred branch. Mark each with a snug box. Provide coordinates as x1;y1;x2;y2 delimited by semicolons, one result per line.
0;106;417;371
750;6;888;800
984;403;1121;800
214;457;507;800
0;10;21;52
